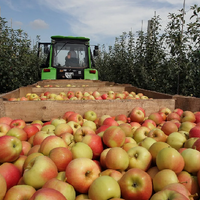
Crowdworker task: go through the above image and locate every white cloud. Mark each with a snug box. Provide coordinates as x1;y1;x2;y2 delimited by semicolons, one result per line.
36;0;199;44
29;19;49;30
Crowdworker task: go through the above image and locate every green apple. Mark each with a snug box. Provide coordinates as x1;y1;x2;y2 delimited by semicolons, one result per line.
88;176;121;200
83;110;97;122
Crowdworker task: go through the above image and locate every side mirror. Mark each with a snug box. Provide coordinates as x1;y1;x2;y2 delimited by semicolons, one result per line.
93;45;99;56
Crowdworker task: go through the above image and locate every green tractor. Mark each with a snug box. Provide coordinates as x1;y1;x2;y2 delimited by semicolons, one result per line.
38;35;99;80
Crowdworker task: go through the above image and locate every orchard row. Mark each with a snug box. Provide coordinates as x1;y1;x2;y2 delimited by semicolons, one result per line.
0;107;200;199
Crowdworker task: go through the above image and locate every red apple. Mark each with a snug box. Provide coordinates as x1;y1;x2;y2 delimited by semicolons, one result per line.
173;108;184;116
118;168;152;200
49;147;73;172
102;117;119;127
103;126;126;147
65;157;101;193
167;112;181;122
0;116;13;125
161;121;178;136
189;126;200;138
62;111;75;121
0;173;7;200
67;113;84;126
10;119;26;129
147;128;167;142
33;130;55;146
129;107;145;123
0;162;21;190
0;135;22;163
148;112;163;125
115;114;127;123
29;188;66;200
82;134;104;159
42;178;76;200
23;124;39;139
23;155;58;189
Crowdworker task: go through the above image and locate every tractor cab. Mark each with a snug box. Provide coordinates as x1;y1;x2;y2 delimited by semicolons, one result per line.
39;36;99;80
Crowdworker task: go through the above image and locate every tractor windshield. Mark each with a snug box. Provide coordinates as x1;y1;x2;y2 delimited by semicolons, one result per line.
52;42;88;68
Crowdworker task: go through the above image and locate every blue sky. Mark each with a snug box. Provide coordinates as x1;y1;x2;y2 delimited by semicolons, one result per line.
0;0;199;47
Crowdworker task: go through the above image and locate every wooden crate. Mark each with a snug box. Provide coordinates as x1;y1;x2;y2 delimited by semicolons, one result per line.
0;98;176;122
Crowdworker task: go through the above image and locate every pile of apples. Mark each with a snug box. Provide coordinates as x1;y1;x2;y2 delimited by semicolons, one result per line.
36;84;90;88
1;107;200;200
8;90;150;101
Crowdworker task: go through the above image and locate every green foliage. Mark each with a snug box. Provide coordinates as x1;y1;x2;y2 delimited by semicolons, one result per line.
95;4;200;97
0;17;43;94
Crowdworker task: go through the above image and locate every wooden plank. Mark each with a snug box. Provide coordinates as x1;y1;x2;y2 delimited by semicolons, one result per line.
173;95;200;112
1;99;176;122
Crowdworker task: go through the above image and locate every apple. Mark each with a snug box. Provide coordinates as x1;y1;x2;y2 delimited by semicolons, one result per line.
102;117;119;127
153;169;179;192
29;188;66;200
102;126;126;148
147;166;159;180
71;142;93;159
54;123;73;136
65;157;101;193
83;110;97;122
27;145;41;155
127;146;152;171
184;137;199;148
98;114;111;126
100;169;123;182
115;114;127;123
147;128;167;142
51;118;66;127
23;124;39;139
159;107;172;116
129;107;145;123
0;174;7;200
162;183;194;200
122;142;138;152
62;111;75;121
118;168;152;200
74;126;95;142
189;126;200;138
75;91;83;99
10;119;26;129
0;162;21;190
60;132;75;148
166;132;187;150
39;135;67;156
82;120;97;131
67;121;81;134
181;148;200;174
167;112;181;122
0;116;12;125
42;178;76;200
150;189;190;200
88;176;121;200
92;91;101;98
179;121;196;132
105;147;129;171
31;119;44;126
23;155;58;189
148;141;170;163
142;119;156;130
0;135;22;163
161;121;178;136
156;146;184;173
82;134;104;159
148;112;163;125
3;185;36;200
33;130;55;146
138;137;157;150
129;121;141;133
0;123;11;135
49;147;73;172
96;124;110;134
181;111;196;123
178;170;200;198
6;127;27;141
100;148;111;169
29;94;40;101
173;108;184;116
13;154;27;174
67;113;84;126
118;123;134;137
133;126;150;143
195;112;200;123
23;152;44;170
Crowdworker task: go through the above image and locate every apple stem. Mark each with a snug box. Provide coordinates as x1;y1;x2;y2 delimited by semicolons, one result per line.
189;193;198;198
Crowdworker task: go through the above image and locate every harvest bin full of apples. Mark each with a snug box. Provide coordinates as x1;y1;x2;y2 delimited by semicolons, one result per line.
1;106;200;199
